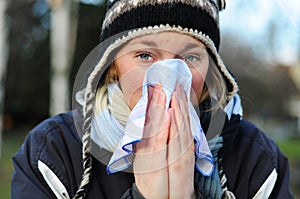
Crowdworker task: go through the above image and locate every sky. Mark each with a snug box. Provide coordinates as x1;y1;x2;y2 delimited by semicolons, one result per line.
220;0;300;65
80;0;300;65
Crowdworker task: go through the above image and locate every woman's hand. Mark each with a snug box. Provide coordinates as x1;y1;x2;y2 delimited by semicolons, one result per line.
133;83;195;199
133;84;169;199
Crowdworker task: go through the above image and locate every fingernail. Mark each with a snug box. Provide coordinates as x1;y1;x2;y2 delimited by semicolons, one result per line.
157;83;162;90
154;84;160;93
170;92;176;107
158;89;165;105
175;82;179;90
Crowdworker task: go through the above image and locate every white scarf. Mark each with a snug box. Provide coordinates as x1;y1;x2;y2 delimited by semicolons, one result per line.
90;83;130;152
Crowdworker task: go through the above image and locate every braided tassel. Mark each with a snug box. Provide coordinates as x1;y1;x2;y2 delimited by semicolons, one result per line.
73;92;95;199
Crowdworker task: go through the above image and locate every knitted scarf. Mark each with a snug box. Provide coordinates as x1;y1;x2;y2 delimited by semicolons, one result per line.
90;83;130;152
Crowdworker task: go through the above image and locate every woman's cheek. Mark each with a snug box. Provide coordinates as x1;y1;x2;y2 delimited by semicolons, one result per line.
191;73;205;102
118;67;146;109
128;89;143;109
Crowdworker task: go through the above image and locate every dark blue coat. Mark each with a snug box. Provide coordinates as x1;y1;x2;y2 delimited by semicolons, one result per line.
11;110;293;198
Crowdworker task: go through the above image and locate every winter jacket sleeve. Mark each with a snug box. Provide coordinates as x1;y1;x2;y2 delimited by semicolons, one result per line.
220;118;294;199
269;145;294;198
12;127;62;198
11;112;83;199
11;129;57;198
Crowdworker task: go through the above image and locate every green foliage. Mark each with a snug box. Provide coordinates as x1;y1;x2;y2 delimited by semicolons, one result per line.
277;138;300;198
277;138;300;160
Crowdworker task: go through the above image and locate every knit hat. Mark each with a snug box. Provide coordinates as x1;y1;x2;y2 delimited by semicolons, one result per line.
73;0;238;198
90;0;238;98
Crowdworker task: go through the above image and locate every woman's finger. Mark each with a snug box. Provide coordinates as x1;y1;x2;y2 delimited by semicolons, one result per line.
134;83;170;199
168;108;178;143
167;106;195;198
145;83;166;136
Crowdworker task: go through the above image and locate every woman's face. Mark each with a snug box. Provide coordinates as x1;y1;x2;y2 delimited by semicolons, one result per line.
114;32;209;109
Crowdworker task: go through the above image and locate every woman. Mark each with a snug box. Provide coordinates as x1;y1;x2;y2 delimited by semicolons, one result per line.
12;0;293;198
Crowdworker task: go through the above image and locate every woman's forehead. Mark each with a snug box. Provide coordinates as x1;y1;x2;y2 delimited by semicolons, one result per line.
118;32;207;54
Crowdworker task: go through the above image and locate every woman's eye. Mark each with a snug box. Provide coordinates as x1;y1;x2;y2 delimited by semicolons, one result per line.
138;53;153;61
183;55;198;62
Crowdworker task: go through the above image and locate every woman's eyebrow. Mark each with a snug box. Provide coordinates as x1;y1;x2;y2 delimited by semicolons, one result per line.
124;40;206;54
181;43;206;52
129;40;158;48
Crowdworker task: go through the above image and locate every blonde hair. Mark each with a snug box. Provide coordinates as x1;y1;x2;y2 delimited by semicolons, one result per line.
104;62;119;84
199;56;228;111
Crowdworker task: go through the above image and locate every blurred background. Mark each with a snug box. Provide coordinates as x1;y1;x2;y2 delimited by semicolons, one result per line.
0;0;299;198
